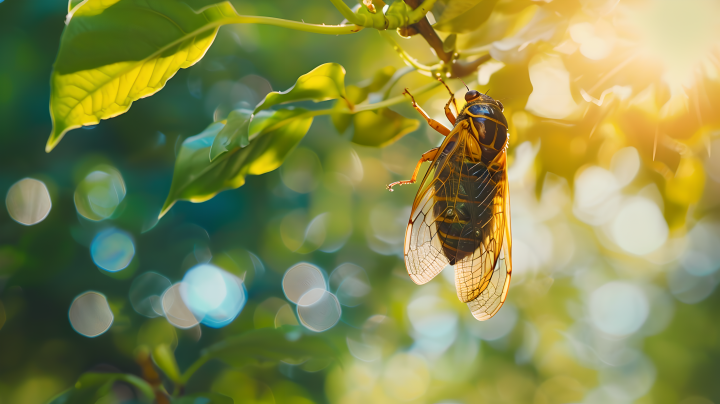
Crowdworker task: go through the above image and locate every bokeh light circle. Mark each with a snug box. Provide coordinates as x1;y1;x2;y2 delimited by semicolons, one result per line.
610;147;640;187
667;267;720;304
297;288;341;332
329;263;371;307
74;166;126;221
573;166;620;225
679;219;720;276
599;353;657;401
68;291;113;337
407;294;458;339
180;264;247;328
280;147;323;193
90;228;135;272
5;178;52;225
129;272;172;318
590;282;649;336
162;283;199;329
611;197;668;255
282;263;326;304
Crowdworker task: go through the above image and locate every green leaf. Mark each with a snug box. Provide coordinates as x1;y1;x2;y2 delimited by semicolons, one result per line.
160;109;313;217
442;33;457;53
330;65;398;134
351;108;420;147
152;344;181;384
433;0;499;33
47;0;241;151
173;393;233;404
331;85;367;134
254;63;347;113
67;0;83;13
47;373;154;404
200;326;339;368
366;65;397;93
210;109;253;161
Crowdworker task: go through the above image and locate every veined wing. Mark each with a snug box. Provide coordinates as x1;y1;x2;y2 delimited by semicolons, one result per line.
404;126;465;285
467;165;511;321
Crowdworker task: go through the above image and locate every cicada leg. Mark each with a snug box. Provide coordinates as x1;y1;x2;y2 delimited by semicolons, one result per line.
438;77;458;125
403;89;451;136
386;147;439;191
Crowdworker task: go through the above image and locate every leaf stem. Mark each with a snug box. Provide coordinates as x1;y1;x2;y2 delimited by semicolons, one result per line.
355;81;441;112
261;108;334;133
398;0;493;78
328;0;363;25
460;44;493;57
180;356;210;385
379;31;438;73
403;0;452;63
260;81;440;133
227;15;363;35
381;66;415;100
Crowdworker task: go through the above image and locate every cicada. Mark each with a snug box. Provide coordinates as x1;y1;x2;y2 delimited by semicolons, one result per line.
387;80;512;321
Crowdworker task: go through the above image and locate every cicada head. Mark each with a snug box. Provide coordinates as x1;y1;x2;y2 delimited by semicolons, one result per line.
462;90;509;165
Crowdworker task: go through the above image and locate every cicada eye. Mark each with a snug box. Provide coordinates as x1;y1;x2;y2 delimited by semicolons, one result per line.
465;90;480;102
496;101;504;112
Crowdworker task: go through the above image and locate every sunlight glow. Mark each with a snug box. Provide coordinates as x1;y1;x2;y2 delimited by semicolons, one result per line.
629;0;720;89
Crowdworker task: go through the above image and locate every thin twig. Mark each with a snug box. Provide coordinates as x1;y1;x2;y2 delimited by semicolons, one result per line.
136;349;170;404
401;0;491;78
403;0;452;63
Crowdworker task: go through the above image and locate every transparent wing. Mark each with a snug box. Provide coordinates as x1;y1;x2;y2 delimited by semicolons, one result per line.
404;128;464;285
467;202;512;321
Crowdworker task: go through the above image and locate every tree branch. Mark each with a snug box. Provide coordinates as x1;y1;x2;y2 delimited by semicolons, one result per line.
403;0;452;63
402;0;491;78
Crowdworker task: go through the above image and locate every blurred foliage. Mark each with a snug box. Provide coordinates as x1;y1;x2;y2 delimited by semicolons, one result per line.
2;0;720;403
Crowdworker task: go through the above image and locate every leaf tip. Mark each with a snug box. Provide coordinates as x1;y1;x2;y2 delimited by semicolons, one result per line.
45;130;65;153
158;201;174;219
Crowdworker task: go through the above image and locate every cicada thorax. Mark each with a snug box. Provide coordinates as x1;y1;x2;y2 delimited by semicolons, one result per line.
457;101;509;166
427;99;509;265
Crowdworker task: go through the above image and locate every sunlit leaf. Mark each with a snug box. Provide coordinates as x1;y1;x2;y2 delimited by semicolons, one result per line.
351;108;420;147
210;109;254;161
200;326;339;368
173;393;233;404
443;33;458;53
160;109;312;217
152;344;181;384
67;0;83;13
490;7;566;64
433;0;499;33
47;373;154;404
254;63;348;113
526;53;580;119
330;65;401;136
47;0;241;151
211;370;275;404
331;85;367;133
366;66;397;93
